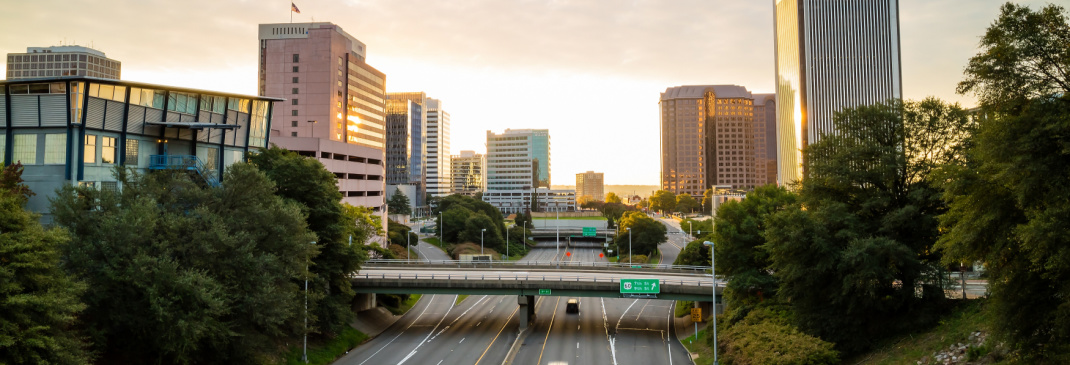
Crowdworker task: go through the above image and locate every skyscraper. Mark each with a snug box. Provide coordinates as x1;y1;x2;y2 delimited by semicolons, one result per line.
385;92;426;206
753;93;778;185
6;45;121;80
576;171;604;202
425;98;451;197
774;0;903;185
258;22;387;213
660;85;773;195
482;129;557;213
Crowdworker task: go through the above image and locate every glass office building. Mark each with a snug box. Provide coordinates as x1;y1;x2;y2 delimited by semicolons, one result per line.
774;0;902;186
0;77;279;221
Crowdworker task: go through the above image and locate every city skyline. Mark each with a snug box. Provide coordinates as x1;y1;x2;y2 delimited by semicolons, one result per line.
0;0;1044;185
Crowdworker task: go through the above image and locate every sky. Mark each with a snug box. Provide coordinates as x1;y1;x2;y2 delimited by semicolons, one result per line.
0;0;1051;185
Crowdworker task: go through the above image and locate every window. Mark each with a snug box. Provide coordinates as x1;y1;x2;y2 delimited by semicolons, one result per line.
102;137;116;164
292;110;298;116
44;134;66;164
0;137;5;163
292;88;299;94
84;135;97;163
292;99;299;105
291;120;298;127
293;77;299;83
124;139;139;166
13;134;37;164
293;66;299;72
291;132;298;137
292;54;299;62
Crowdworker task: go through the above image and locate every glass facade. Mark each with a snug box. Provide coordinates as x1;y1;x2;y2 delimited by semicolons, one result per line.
13;134;36;165
774;0;902;186
44;134;66;164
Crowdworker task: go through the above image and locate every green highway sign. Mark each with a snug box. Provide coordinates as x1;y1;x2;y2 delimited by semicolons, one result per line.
539;289;551;295
582;227;597;237
620;279;660;294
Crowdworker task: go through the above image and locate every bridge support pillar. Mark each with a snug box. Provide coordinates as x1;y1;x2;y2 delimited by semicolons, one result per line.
352;293;376;312
518;295;536;329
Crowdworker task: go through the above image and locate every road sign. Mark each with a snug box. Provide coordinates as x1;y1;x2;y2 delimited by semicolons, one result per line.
599;253;604;258
691;308;702;322
582;227;596;237
566;252;571;257
539;289;551;295
620;279;660;294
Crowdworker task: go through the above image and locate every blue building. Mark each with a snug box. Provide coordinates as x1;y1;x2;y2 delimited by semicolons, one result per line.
0;76;280;221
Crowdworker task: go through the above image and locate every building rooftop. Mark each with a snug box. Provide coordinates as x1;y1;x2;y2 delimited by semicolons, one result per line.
19;45;108;57
0;76;284;102
660;85;753;101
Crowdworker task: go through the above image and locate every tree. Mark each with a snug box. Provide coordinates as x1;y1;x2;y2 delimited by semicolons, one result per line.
514;210;533;230
637;198;650;210
713;184;796;305
673;239;710;267
436;194;506;247
51;165;316;363
937;3;1070;359
0;163;35;202
600;202;629;228
649;190;676;214
675;193;699;214
577;195;595;209
0;171;89;365
616;211;667;257
387;188;413;216
249;147;370;335
605;192;622;204
764;98;973;354
702;187;714;214
460;213;504;253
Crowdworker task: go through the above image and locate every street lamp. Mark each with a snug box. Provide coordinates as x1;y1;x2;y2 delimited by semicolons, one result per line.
480;228;487;255
626;227;632;264
703;240;719;365
303;240;317;364
406;227;410;262
438;211;443;248
687;221;693;238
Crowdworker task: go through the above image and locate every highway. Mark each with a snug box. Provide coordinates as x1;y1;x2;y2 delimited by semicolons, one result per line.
339;218;697;365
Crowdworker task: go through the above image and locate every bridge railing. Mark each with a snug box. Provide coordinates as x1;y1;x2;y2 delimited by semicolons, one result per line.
352;272;722;288
362;259;711;272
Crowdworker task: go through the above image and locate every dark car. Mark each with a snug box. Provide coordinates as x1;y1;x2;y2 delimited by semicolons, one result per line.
566;298;579;314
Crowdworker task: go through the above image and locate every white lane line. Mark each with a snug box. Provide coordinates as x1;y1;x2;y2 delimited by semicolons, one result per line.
396;295;462;365
666;301;673;365
459;338;465;343
615;299;640;330
577;342;580;349
436;361;443;365
602;298;618;365
359;294;439;365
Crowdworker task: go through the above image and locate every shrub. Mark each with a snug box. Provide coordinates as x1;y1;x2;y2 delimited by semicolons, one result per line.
717;307;839;365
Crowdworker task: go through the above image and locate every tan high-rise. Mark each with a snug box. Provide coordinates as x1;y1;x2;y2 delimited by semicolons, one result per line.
576;171;604;202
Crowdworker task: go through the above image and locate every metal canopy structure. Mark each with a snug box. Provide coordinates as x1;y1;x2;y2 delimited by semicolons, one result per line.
147;121;241;130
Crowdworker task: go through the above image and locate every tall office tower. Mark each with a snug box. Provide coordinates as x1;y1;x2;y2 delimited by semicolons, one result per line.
385;92;426;206
425;98;451;197
450;150;485;196
6;45;121;80
259;22;388;215
774;0;903;185
660;85;765;195
752;94;778;185
485;129;550;191
576;171;604;202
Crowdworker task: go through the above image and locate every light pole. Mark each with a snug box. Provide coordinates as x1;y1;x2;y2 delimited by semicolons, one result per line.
406;227;410;262
703;240;718;365
687;221;693;238
555;202;561;262
438;211;443;248
303;240;317;364
626;227;632;264
480;228;487;255
506;221;509;260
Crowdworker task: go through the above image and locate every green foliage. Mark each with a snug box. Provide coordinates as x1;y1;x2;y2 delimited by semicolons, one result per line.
675;193;699;213
386;220;418;248
249;147;372;335
0;162;35;202
0;186;90;364
674;239;710;267
938;5;1070;360
764;98;973;354
650;190;677;213
278;326;369;365
387;188;412;216
616;211;666;257
605;192;622;204
718;308;840;365
600;202;630;228
513;210;533;230
714;184;796;305
50;165;316;364
680;218;713;238
460;213;504;252
436;194;506;249
505;225;532;257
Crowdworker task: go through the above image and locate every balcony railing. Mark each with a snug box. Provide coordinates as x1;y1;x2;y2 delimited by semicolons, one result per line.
149;155;220;187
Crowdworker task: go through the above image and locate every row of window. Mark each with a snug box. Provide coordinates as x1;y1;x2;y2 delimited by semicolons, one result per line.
7;133;131;166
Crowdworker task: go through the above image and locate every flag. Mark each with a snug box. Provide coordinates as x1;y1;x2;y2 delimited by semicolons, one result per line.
291;2;301;14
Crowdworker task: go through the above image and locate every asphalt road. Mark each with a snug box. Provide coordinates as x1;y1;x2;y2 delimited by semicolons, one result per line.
339;224;696;365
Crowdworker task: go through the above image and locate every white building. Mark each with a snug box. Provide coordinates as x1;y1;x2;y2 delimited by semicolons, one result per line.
425;98;451;197
482;188;575;214
6;45;121;80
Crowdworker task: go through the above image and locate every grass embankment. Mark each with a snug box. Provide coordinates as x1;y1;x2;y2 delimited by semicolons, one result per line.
532;216;608;220
675;300;694;317
680;328;716;365
277;326;369;365
456;294;469;305
384;294;422;316
850;299;997;364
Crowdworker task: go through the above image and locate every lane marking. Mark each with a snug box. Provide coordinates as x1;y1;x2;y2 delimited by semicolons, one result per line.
459;338;465;343
615;299;640;330
602;298;617;365
666;301;674;365
358;294;439;365
396;295;464;365
473;305;520;365
536;297;562;365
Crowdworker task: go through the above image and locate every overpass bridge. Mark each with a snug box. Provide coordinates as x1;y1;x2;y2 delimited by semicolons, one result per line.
352;261;720;328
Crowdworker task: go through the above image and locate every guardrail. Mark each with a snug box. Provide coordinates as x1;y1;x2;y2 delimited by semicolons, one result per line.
353;272;721;288
362;259;711;272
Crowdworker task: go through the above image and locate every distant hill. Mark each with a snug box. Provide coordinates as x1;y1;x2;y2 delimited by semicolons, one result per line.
550;185;660;199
